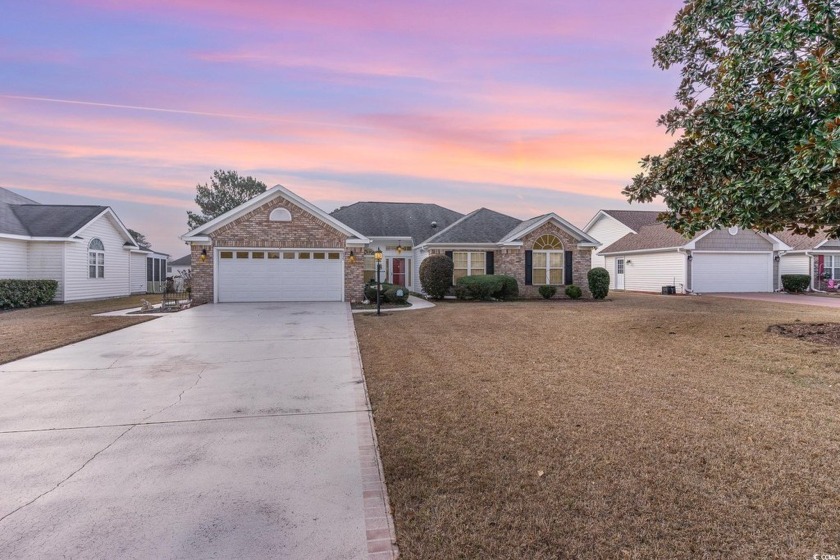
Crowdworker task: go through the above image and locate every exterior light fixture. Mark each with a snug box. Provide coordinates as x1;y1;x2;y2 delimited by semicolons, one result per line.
374;248;383;315
396;243;403;254
200;248;207;263
687;255;693;262
774;254;781;262
348;250;356;264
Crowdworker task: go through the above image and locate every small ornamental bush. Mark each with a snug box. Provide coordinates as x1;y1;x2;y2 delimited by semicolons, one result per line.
565;285;583;299
454;275;520;301
781;274;810;293
0;279;58;309
420;255;454;299
588;267;610;299
538;285;557;299
384;285;409;304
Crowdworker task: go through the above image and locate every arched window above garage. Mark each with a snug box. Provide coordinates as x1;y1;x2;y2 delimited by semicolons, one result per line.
269;208;292;222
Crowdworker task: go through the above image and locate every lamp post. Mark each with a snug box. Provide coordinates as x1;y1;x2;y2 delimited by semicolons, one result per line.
374;247;383;316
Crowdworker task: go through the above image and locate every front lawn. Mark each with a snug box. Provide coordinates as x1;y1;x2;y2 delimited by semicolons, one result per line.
0;294;162;364
354;293;840;558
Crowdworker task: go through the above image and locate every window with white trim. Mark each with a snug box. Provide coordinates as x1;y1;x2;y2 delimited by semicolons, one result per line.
532;234;563;285
825;255;840;280
453;252;485;282
88;238;105;278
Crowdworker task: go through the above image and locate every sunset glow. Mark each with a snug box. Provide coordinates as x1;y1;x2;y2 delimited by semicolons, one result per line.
2;0;682;256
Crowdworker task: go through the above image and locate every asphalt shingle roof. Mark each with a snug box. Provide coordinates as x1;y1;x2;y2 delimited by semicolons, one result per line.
330;202;463;244
602;210;662;232
423;208;523;244
0;187;37;205
772;230;828;251
0;186;111;238
169;254;192;266
600;222;695;253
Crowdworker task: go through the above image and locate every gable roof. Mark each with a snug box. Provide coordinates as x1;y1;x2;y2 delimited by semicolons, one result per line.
773;230;829;251
0;186;38;205
600;222;694;254
330;202;462;244
170;254;192;266
423;208;523;245
9;205;109;238
500;213;599;247
600;210;662;232
183;184;370;244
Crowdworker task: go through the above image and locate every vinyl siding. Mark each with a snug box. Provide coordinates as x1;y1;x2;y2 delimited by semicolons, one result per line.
586;215;633;269
29;242;65;301
0;238;28;278
779;253;810;276
614;251;686;293
694;229;772;251
63;215;131;302
130;252;147;294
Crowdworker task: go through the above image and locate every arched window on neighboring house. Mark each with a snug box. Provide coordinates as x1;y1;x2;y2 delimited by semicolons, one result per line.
532;234;563;285
269;208;292;222
88;238;105;278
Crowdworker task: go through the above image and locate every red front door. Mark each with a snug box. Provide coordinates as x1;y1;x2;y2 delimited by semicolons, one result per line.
392;258;406;287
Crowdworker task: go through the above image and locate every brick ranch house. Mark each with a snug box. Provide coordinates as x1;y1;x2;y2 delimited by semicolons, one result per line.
181;185;599;303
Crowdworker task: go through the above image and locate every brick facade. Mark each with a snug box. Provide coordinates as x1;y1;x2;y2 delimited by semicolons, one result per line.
190;194;366;303
431;221;593;298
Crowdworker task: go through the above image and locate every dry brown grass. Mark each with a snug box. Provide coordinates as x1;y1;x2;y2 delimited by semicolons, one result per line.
0;294;162;364
354;293;840;559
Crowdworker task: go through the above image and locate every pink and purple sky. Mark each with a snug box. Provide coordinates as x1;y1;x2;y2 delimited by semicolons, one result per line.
2;0;683;257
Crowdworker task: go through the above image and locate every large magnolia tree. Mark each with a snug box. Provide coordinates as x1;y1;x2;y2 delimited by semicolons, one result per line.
624;0;839;237
187;170;268;230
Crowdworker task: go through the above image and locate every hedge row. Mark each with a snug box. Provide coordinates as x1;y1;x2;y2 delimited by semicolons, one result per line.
454;275;519;301
781;274;810;293
0;279;58;309
364;281;409;304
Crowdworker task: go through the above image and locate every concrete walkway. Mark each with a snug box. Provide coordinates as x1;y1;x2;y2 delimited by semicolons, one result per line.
0;303;397;559
712;292;840;309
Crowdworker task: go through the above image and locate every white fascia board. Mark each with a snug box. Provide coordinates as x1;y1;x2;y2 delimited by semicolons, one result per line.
346;238;369;246
0;233;73;242
583;210;640;234
762;232;792;251
599;246;683;256
72;208;138;248
681;230;712;249
181;184;370;243
182;236;212;243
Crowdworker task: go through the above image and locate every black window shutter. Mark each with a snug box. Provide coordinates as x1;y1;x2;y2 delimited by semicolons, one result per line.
445;251;454;286
486;251;494;275
525;250;533;285
564;250;573;285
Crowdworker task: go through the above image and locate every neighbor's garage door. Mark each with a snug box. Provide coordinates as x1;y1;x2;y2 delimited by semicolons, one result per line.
217;249;343;302
691;252;773;293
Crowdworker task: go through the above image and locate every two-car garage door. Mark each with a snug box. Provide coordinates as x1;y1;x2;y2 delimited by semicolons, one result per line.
692;252;773;293
217;249;343;302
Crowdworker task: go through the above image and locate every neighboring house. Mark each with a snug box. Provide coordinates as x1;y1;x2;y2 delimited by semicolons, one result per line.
167;254;192;291
180;184;599;303
585;209;791;294
0;186;142;302
584;210;661;270
128;250;169;294
774;231;840;290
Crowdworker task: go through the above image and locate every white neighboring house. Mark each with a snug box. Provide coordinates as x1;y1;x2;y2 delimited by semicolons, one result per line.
774;230;840;291
167;254;191;291
129;249;169;294
584;209;792;294
0;186;143;302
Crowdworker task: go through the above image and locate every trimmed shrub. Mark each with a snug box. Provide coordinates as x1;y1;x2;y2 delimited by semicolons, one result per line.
0;279;58;309
497;275;519;300
781;274;810;293
384;285;409;304
455;275;518;301
364;281;408;303
538;285;557;299
565;285;583;299
588;267;610;299
419;254;454;299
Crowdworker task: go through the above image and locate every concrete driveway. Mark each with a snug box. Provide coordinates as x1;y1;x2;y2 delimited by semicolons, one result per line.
0;303;397;560
712;292;840;309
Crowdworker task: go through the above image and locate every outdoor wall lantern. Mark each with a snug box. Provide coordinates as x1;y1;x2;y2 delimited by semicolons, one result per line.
200;248;207;263
348;250;356;264
396;243;403;254
374;248;384;316
687;255;693;262
774;254;781;262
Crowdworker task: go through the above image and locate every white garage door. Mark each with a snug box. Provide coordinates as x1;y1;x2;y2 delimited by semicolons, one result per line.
692;252;773;293
217;249;343;302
